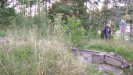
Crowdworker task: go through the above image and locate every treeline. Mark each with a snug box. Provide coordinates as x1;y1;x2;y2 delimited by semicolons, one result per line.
0;0;132;27
0;0;133;45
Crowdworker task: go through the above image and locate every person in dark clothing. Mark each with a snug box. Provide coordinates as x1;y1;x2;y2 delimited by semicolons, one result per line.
130;25;133;37
103;25;111;40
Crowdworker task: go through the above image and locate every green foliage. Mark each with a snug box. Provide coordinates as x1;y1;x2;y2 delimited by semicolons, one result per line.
12;45;34;62
0;45;36;75
0;0;133;74
124;68;133;75
33;13;47;28
52;2;72;14
0;8;15;16
0;0;7;8
0;8;16;25
82;40;133;61
79;39;133;74
15;14;25;26
0;31;6;37
18;0;37;7
70;0;86;15
86;64;104;75
101;9;113;25
15;14;34;27
64;17;86;45
0;28;102;75
48;2;72;22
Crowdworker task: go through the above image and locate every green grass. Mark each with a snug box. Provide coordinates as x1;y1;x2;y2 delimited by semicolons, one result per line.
0;31;6;37
81;39;133;75
0;27;103;75
0;45;36;75
82;40;133;60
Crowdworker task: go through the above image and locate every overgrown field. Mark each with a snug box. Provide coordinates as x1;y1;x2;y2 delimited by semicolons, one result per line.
0;13;132;75
0;27;103;75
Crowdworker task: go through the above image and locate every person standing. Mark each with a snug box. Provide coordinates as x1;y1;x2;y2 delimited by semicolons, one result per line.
103;21;112;40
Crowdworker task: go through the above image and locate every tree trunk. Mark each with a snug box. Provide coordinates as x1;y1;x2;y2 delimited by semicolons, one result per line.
30;5;32;16
37;0;40;15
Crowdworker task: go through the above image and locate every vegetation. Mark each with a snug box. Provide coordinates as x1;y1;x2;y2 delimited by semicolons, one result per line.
80;39;133;75
0;0;133;75
81;39;133;60
0;26;104;75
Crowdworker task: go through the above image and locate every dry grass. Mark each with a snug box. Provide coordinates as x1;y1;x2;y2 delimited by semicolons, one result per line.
0;27;102;75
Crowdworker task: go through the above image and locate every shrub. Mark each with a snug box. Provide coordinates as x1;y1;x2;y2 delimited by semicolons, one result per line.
64;17;86;46
0;31;6;37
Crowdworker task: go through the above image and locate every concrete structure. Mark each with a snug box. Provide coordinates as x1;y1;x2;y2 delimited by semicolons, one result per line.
72;48;131;75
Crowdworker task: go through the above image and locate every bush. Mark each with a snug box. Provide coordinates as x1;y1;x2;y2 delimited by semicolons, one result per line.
33;13;47;28
0;8;16;26
64;17;86;46
0;31;6;37
15;14;33;27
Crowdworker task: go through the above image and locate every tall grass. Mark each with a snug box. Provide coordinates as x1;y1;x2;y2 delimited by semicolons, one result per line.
0;13;105;75
82;39;133;60
0;26;102;75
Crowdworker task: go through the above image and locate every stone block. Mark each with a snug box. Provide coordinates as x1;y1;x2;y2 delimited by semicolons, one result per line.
92;53;105;64
99;64;123;75
105;55;122;68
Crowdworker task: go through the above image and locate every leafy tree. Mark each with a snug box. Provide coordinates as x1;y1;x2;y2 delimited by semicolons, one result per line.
18;0;38;16
0;0;7;8
0;8;16;26
48;2;72;23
